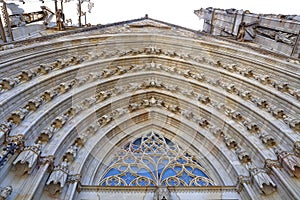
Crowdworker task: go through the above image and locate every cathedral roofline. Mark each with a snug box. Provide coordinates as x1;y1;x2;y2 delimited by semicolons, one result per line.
0;15;200;51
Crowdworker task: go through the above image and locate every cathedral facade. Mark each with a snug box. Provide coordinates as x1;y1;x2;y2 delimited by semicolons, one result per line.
0;7;300;200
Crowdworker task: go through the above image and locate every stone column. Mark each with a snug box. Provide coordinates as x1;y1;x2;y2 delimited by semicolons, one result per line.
265;159;300;200
62;174;81;199
14;156;54;200
237;176;258;199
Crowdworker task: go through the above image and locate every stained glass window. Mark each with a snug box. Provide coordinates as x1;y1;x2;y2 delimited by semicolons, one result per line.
99;131;214;186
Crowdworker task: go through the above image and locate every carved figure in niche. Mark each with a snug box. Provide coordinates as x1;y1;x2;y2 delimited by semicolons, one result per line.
236;147;251;164
37;126;56;143
259;133;276;147
0;78;18;91
181;88;194;97
289;119;300;132
197;118;210;128
128;82;142;91
0;186;12;200
226;84;237;93
237;22;246;42
294;142;300;157
258;75;272;85
144;78;163;88
0;121;13;136
17;70;35;82
243;120;260;133
55;9;65;31
52;117;66;129
102;68;117;78
224;135;238;149
275;148;300;178
56;83;70;94
128;102;142;112
7;110;27;125
164;84;178;92
272;108;285;119
198;95;210;105
246;162;276;195
224;64;238;72
96;91;111;102
86;125;97;135
82;96;97;108
25;98;42;111
241;90;252;100
41;90;57;102
112;108;127;119
191;73;206;81
274;31;296;45
230;111;243;121
212;128;224;137
154;187;170;200
36;64;53;75
167;104;180;113
276;82;290;92
181;110;193;120
98;115;112;127
240;69;254;78
64;143;79;162
13;141;42;175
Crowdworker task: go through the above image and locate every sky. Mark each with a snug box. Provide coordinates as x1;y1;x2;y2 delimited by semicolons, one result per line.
7;0;300;30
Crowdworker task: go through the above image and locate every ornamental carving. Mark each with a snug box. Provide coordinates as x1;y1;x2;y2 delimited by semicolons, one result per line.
99;132;214;186
0;186;12;200
246;162;277;195
13;142;42;175
275;148;300;178
46;159;69;194
294;142;300;157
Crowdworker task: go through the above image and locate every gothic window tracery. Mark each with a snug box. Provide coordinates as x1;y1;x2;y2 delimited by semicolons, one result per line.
99;131;214;186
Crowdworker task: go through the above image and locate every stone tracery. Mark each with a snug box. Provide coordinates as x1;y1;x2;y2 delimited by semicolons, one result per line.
99;131;214;187
0;13;299;200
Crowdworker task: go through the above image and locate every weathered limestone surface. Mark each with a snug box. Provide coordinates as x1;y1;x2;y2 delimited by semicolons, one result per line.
0;14;299;200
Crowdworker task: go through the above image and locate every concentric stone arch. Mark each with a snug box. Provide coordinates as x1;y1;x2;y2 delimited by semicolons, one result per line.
0;17;300;200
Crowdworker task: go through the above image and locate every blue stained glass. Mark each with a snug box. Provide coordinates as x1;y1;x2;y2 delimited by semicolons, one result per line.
174;166;182;172
104;168;120;178
133;138;141;145
99;132;214;186
162;168;176;180
124;157;135;163
178;171;193;184
177;157;187;164
121;172;135;185
138;168;153;179
193;168;208;178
